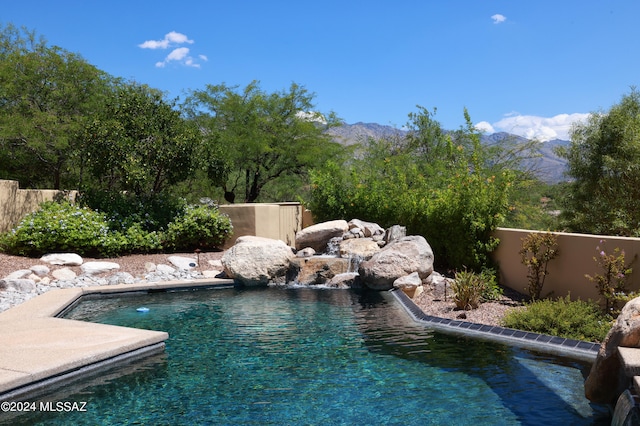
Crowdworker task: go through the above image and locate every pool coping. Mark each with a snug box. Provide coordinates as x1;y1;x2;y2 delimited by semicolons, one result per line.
0;281;599;401
0;278;235;401
391;289;600;363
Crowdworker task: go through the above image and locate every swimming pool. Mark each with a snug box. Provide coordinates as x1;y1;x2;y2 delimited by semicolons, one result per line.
3;287;610;425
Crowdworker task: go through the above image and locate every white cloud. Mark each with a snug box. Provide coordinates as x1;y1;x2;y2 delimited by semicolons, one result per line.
491;14;507;24
475;121;495;134
167;47;189;61
139;31;204;68
138;31;193;49
476;113;590;141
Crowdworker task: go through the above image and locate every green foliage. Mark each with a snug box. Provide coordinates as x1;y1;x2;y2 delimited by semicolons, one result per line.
79;190;187;232
82;82;199;197
501;295;612;343
163;205;233;251
308;108;516;271
519;232;559;299
478;268;503;301
502;180;564;231
558;88;640;236
184;80;345;203
0;201;114;257
585;240;635;315
451;270;484;310
0;198;233;257
0;25;108;189
450;269;503;310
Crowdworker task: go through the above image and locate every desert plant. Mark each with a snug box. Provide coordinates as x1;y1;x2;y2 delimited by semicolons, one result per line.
585;240;635;316
451;269;486;310
519;232;559;299
501;295;612;343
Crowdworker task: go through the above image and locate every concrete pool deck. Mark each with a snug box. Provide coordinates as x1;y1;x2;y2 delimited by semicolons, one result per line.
0;280;601;401
0;278;235;400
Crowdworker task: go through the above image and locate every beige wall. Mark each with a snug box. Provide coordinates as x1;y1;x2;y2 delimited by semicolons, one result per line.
492;228;640;302
218;203;306;249
0;180;76;234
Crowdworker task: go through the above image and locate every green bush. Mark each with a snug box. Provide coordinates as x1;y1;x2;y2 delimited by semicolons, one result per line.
0;201;114;257
501;295;612;343
479;268;503;301
163;205;233;251
309;162;512;271
79;190;186;232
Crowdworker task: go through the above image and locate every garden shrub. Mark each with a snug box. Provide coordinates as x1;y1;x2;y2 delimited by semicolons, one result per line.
0;201;115;257
163;205;233;251
308;161;512;271
79;190;187;232
501;295;612;343
479;268;503;301
585;240;635;316
519;232;559;300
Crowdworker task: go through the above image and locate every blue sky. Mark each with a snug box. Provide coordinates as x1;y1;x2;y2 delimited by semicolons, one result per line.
3;1;640;141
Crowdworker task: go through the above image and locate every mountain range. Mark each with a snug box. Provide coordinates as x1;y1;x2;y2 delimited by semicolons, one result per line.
326;122;569;184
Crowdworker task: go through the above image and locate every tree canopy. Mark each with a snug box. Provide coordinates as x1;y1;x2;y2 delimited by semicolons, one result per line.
184;81;344;203
0;25;108;189
558;88;640;236
82;82;200;197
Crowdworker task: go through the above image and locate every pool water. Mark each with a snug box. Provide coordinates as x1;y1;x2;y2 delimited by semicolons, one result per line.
6;287;609;425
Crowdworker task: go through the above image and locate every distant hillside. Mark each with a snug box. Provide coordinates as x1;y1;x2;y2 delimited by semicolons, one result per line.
326;122;569;184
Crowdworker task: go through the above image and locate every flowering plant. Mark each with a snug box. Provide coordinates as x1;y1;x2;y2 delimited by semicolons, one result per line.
585;240;635;316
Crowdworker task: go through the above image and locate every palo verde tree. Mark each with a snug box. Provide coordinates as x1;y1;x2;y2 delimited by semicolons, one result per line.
183;80;343;203
558;89;640;236
0;23;108;189
82;81;200;197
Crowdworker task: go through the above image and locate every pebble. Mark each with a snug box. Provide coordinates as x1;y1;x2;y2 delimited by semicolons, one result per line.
0;262;221;313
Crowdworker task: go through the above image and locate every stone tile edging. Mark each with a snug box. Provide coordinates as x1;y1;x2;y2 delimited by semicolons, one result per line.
390;288;600;363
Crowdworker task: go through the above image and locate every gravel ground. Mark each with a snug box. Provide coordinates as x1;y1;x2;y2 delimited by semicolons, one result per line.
0;251;525;327
412;281;527;327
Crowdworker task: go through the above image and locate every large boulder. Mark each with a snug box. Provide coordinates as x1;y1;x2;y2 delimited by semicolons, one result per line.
585;297;640;404
288;257;349;285
295;220;348;252
81;261;120;275
358;235;434;290
41;253;83;266
339;238;380;259
393;272;422;298
222;236;295;286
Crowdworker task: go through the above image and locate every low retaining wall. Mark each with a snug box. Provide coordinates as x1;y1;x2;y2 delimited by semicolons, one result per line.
492;227;640;302
0;180;76;234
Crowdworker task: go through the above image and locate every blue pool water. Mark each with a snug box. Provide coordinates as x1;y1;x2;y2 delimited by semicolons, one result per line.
4;287;609;425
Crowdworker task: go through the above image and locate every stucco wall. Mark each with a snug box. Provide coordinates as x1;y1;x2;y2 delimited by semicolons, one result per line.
218;203;306;249
0;180;76;234
492;227;640;302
